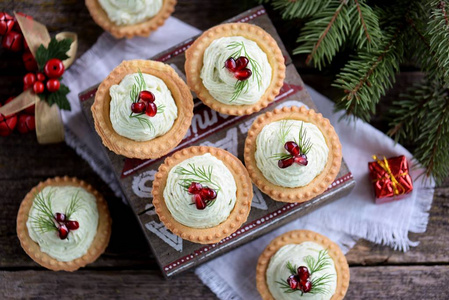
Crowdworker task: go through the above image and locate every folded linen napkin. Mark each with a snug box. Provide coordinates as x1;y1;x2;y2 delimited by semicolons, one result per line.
60;17;434;300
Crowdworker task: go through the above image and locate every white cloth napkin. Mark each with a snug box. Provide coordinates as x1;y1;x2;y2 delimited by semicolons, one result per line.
60;17;435;300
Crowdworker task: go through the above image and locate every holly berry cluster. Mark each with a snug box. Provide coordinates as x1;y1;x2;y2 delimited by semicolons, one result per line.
0;97;35;137
54;212;79;240
23;58;64;94
286;265;312;293
131;90;158;117
224;56;252;81
187;182;217;210
278;141;308;168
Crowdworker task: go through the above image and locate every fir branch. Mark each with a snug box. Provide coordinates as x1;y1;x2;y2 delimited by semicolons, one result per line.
226;41;263;101
350;0;381;50
294;1;351;69
175;164;221;192
427;0;449;84
270;0;332;19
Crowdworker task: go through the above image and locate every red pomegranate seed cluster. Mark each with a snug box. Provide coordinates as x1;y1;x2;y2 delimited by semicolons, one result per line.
131;90;157;117
54;212;79;240
188;182;217;210
224;56;252;81
278;141;309;168
286;265;312;293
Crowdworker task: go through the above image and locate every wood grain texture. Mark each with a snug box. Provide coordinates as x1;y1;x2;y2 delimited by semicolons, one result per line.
0;0;447;299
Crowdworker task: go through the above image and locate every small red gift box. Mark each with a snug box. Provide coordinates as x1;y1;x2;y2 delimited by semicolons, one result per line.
368;155;413;204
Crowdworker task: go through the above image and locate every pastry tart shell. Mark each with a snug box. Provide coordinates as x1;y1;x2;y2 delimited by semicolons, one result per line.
244;106;342;203
152;146;253;244
85;0;176;39
16;176;112;271
92;59;194;159
185;22;286;116
256;230;350;300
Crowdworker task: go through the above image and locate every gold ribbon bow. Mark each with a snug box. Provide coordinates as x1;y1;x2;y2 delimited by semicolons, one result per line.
0;13;78;144
372;155;407;196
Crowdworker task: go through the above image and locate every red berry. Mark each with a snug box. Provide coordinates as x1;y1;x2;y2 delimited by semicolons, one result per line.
33;81;44;94
139;90;155;103
287;275;299;290
44;58;64;78
16;114;35;134
36;72;46;82
131;102;146;114
2;30;23;52
297;266;310;281
66;220;79;230
284;141;300;156
0;12;15;35
54;212;66;223
235;56;249;70
22;51;38;72
46;79;60;92
278;157;294;168
145;102;157;117
23;73;36;88
200;187;217;201
300;280;312;293
58;224;69;240
234;68;252;81
0;98;18;137
224;57;237;72
193;194;206;210
188;182;203;194
294;154;308;166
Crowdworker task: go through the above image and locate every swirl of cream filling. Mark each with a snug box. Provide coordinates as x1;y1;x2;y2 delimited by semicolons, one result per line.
255;120;329;188
109;73;178;141
98;0;162;26
26;186;99;262
163;153;237;228
200;36;272;105
266;242;337;300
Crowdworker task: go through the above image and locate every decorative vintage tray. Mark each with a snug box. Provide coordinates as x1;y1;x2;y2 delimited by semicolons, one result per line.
79;6;355;278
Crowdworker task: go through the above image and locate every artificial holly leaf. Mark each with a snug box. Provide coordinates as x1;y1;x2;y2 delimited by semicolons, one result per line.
46;84;71;111
35;38;72;70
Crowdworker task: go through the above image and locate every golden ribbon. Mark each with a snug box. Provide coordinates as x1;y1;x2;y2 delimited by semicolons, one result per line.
372;155;407;196
0;13;78;144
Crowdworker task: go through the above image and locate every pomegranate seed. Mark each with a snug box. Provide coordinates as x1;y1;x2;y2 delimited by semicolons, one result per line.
145;102;157;117
66;220;79;230
294;154;308;166
139;90;155;103
224;57;237;72
131;102;146;114
193;194;206;210
200;187;217;200
58;224;69;240
234;68;252;81
297;266;310;281
54;212;66;223
188;182;203;194
300;280;312;293
278;157;294;168
284;141;300;156
287;275;299;290
235;56;249;70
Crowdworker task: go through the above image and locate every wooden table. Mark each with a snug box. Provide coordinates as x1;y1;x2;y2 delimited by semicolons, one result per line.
1;1;448;299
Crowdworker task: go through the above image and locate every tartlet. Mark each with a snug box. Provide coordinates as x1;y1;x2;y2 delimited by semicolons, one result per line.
16;176;112;271
85;0;176;39
185;22;286;116
256;230;350;300
152;146;253;244
92;59;193;159
244;106;342;203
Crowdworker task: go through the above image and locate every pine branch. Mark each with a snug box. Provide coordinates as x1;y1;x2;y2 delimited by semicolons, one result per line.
294;1;352;69
270;0;332;19
427;0;449;84
350;0;381;50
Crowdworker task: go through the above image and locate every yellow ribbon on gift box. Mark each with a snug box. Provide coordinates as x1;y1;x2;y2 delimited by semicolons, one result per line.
372;155;407;196
0;13;77;144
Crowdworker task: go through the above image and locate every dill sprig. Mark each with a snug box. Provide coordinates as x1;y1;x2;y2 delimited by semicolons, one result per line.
276;280;300;294
295;122;313;155
175;163;221;192
305;249;332;274
309;273;333;295
278;120;293;145
270;122;313;162
65;190;82;220
130;70;147;104
286;261;297;275
226;41;263;102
